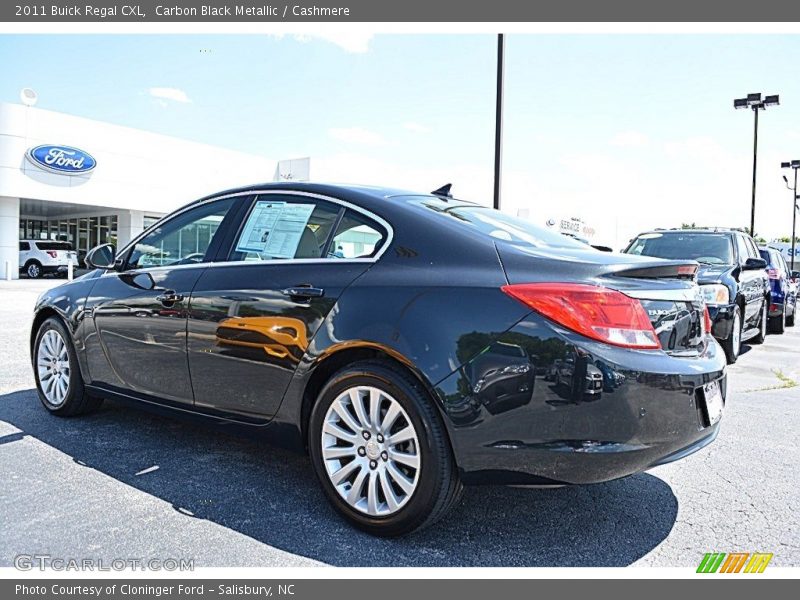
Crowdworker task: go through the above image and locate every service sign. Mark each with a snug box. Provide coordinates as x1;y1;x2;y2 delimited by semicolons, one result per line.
26;144;97;175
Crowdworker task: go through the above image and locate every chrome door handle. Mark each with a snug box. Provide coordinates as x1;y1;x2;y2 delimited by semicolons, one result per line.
156;290;184;304
281;286;325;299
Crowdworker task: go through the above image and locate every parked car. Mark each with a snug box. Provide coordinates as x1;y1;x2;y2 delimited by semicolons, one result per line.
624;229;770;364
19;240;79;279
759;247;796;331
30;183;726;536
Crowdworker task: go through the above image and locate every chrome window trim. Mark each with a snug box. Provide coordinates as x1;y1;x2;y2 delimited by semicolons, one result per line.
115;189;394;269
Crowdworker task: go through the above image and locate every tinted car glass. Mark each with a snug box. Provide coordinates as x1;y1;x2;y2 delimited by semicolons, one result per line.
36;241;73;251
409;197;586;250
229;197;341;262
127;198;235;269
19;242;30;251
626;232;734;264
328;210;386;259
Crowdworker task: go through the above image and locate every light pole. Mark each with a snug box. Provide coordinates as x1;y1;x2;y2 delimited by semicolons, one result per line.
734;92;780;237
781;160;800;271
493;33;504;211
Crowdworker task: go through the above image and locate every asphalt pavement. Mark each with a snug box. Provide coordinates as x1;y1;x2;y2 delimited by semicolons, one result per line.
1;279;798;568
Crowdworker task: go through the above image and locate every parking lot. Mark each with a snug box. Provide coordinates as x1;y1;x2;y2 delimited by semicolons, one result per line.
1;278;798;568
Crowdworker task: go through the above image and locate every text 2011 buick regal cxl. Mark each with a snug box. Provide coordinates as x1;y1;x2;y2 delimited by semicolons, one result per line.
30;183;726;536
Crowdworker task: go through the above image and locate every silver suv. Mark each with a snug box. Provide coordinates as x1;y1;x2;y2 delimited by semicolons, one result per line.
19;240;79;278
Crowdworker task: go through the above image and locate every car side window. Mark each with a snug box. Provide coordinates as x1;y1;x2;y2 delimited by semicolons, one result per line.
735;234;750;263
126;198;236;270
229;196;341;262
328;210;386;259
746;238;760;260
19;242;30;251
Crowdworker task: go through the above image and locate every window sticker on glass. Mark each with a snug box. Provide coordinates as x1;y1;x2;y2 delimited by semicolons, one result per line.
235;201;317;259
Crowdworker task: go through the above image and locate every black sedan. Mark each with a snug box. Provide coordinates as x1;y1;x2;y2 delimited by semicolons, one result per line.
624;228;770;364
30;183;726;536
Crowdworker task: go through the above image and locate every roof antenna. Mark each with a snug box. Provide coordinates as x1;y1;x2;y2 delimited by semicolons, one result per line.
431;183;453;198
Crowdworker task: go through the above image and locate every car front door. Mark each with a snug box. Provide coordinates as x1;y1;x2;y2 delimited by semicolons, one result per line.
84;197;240;404
186;192;389;418
737;234;767;329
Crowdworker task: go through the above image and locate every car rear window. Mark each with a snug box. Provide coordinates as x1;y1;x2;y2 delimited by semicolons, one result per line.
406;196;586;250
36;242;73;251
625;232;734;265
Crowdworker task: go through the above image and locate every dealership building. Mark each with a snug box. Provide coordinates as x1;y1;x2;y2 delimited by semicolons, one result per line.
0;101;277;279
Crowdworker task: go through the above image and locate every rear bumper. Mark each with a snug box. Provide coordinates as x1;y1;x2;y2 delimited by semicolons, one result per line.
436;312;727;486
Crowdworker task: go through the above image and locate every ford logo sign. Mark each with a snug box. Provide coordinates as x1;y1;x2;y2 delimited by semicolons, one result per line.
26;144;96;175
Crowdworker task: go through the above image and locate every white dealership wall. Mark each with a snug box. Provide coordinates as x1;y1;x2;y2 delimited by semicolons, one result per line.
0;102;275;279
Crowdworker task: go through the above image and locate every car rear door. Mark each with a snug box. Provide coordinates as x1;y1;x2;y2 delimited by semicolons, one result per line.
84;196;241;404
186;192;389;419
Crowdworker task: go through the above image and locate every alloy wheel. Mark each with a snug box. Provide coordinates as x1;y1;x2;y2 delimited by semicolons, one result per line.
27;263;41;278
321;385;421;517
36;329;71;407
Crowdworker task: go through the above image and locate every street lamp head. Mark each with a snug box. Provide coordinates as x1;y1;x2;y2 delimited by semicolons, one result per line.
733;97;748;109
782;162;791;169
746;93;762;105
792;160;800;168
764;94;780;107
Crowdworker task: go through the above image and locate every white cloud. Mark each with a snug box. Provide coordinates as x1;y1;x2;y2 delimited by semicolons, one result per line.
403;122;430;134
609;131;649;147
328;127;386;147
269;33;373;54
148;87;191;104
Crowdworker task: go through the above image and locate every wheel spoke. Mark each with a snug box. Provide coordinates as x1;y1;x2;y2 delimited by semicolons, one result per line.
366;471;379;515
323;421;358;445
386;462;415;495
329;460;359;486
380;402;401;433
389;449;420;470
369;388;381;429
346;467;368;505
349;389;370;430
331;399;361;434
322;445;357;460
378;470;399;512
388;426;415;446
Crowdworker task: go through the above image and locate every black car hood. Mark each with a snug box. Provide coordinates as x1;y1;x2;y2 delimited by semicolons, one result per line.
696;264;735;284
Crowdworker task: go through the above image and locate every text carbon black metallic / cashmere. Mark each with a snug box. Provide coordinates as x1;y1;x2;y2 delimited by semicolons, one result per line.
30;183;726;536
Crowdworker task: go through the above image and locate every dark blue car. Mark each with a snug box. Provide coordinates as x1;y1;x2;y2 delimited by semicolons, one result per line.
759;247;796;332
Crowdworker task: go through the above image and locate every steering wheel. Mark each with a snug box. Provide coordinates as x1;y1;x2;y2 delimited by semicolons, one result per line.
695;256;722;264
177;253;205;265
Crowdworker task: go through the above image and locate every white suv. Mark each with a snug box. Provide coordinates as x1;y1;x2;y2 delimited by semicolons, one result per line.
19;240;79;278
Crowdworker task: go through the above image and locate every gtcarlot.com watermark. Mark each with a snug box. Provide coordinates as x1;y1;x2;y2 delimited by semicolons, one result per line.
14;554;194;571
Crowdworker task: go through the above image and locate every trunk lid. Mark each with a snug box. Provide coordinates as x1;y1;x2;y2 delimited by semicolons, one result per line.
496;243;706;355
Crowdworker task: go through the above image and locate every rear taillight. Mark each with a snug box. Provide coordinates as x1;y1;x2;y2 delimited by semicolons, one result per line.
767;268;779;279
501;283;661;350
45;250;57;259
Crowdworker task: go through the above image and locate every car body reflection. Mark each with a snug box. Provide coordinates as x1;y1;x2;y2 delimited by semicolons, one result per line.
215;316;308;366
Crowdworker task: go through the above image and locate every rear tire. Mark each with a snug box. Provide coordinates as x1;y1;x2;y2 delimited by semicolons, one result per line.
308;360;462;537
33;317;103;416
769;305;786;335
25;261;42;279
721;305;742;363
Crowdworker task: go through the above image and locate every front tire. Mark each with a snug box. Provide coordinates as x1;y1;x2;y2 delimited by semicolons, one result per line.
721;305;742;363
308;361;462;537
33;317;103;416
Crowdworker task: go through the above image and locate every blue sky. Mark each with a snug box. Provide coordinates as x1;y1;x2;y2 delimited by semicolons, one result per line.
2;33;800;246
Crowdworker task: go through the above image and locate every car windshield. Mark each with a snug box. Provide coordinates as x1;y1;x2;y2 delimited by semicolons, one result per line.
36;242;73;251
625;232;734;265
408;197;588;250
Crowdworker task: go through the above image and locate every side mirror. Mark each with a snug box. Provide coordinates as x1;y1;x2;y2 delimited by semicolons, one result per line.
743;257;767;270
791;270;800;281
85;243;117;270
